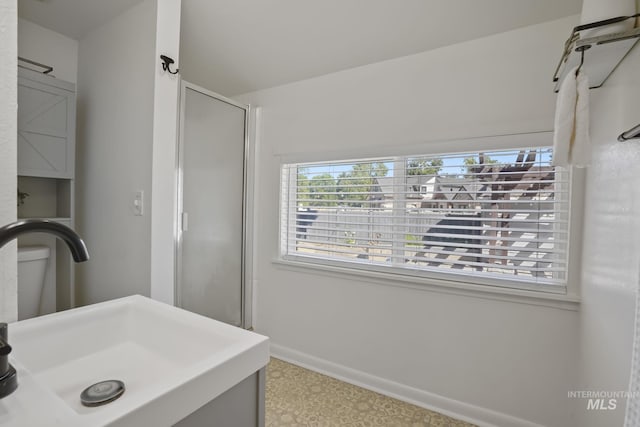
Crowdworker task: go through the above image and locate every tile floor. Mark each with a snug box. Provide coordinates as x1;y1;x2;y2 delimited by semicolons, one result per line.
265;357;475;427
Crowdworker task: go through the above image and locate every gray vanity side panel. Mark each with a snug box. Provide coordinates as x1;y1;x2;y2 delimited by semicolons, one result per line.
257;368;266;427
174;369;265;427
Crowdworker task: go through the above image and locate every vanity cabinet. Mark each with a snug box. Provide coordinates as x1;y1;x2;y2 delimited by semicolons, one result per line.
17;68;77;312
175;369;266;427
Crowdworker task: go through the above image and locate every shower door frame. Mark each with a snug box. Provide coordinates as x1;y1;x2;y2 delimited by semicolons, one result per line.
175;80;253;328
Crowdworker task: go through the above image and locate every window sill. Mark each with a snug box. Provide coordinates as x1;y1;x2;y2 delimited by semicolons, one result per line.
272;258;580;311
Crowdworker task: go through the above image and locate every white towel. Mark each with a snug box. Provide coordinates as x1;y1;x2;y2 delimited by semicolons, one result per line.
553;66;591;168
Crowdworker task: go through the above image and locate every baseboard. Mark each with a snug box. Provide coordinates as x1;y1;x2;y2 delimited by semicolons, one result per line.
270;343;545;427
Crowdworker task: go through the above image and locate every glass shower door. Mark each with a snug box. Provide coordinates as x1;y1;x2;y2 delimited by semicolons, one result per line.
177;82;247;327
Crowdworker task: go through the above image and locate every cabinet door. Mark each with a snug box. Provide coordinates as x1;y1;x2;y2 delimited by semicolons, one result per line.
18;75;76;179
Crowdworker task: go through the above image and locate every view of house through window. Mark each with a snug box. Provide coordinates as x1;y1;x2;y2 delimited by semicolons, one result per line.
280;147;570;290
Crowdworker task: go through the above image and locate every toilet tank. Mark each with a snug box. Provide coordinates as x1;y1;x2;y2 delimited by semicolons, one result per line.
17;246;51;321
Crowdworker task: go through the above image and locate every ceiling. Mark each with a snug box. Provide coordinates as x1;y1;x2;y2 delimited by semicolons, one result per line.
19;0;582;96
18;0;144;41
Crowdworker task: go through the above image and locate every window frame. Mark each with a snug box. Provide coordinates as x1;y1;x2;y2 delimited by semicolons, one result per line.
275;132;584;307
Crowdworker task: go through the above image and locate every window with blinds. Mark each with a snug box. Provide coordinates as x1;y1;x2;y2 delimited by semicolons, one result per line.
280;147;571;292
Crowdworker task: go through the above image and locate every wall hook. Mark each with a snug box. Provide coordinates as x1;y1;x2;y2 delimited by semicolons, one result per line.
160;55;179;75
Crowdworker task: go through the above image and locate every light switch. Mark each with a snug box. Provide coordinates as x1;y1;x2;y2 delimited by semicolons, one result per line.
134;190;144;216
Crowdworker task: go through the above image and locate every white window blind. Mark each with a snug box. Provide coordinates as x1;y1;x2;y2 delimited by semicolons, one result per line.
280;147;571;292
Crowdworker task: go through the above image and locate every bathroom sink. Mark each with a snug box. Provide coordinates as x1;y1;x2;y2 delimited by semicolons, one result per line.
2;295;269;426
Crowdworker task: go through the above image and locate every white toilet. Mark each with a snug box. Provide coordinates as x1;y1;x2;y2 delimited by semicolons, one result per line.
17;245;51;321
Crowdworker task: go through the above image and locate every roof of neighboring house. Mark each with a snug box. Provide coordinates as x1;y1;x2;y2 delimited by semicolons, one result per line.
374;166;554;202
422;177;483;201
373;176;395;199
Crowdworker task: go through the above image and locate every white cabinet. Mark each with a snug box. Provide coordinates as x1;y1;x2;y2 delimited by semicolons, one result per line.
17;68;77;313
18;68;76;179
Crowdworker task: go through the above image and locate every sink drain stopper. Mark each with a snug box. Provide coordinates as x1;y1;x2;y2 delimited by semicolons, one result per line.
80;380;125;407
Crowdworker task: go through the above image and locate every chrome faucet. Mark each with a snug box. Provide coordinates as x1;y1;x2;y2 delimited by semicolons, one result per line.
0;219;90;399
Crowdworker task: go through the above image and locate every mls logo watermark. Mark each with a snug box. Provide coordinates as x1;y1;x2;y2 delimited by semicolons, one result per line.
568;390;639;410
586;398;617;411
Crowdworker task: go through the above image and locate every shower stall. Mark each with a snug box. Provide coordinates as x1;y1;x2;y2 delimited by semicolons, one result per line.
176;81;251;327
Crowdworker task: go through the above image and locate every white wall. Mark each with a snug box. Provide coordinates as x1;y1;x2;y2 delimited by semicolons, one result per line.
237;16;581;427
75;0;158;305
576;39;640;427
0;0;18;322
17;18;78;84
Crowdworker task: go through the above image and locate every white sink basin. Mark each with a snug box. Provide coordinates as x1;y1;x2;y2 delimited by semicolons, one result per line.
2;295;269;426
